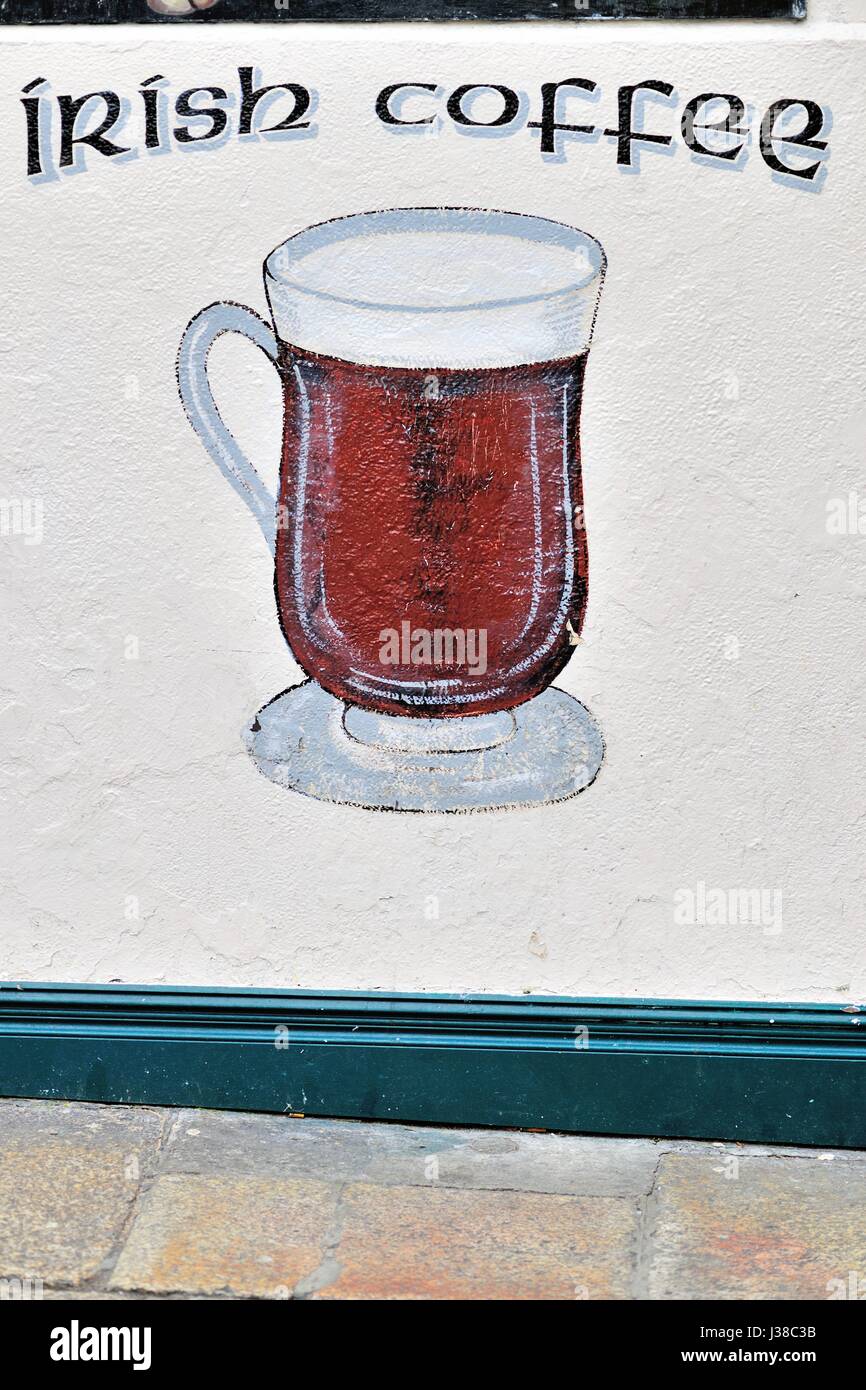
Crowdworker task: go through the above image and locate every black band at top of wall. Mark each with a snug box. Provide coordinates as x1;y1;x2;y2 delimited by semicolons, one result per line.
0;0;806;25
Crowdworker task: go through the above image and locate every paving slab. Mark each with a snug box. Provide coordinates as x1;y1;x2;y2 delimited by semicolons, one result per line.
315;1183;639;1300
0;1100;163;1288
109;1174;337;1297
1;1099;865;1301
647;1152;866;1300
162;1109;662;1197
40;1289;230;1300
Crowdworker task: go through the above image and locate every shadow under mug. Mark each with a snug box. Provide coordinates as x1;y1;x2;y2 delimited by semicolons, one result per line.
178;207;606;720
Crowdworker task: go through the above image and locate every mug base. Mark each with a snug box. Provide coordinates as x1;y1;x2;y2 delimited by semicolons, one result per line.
244;680;604;813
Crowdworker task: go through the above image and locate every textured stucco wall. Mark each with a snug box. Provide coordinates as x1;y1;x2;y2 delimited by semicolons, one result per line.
1;6;864;999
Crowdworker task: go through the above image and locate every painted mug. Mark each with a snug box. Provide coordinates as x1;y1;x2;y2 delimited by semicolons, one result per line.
178;207;605;718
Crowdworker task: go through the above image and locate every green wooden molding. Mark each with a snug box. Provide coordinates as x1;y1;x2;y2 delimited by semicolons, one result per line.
0;984;863;1147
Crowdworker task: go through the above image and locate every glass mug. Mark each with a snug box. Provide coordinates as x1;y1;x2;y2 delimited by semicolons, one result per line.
178;208;606;808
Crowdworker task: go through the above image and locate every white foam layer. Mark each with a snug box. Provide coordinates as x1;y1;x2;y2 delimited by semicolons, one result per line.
264;209;605;369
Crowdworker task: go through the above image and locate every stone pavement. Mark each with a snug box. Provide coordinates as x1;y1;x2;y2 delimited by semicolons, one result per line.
0;1099;863;1300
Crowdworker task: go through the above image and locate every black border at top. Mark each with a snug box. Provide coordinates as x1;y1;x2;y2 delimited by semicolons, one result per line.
0;0;805;25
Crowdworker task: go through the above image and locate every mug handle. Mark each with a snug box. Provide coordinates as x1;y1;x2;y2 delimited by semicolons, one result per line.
177;301;280;555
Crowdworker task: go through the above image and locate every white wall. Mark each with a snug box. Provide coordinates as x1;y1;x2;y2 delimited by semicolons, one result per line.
1;6;864;1001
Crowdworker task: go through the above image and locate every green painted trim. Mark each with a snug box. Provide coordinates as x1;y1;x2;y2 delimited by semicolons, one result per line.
0;984;863;1147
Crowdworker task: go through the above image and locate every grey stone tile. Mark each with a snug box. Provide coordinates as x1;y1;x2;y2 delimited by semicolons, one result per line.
163;1109;663;1197
316;1183;639;1300
0;1100;164;1287
647;1151;866;1300
110;1174;337;1298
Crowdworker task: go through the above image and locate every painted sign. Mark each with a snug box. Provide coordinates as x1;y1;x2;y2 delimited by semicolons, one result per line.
20;71;830;184
2;13;864;1003
179;208;606;810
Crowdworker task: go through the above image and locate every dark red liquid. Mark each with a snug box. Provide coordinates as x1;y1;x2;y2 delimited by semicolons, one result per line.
275;347;589;717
